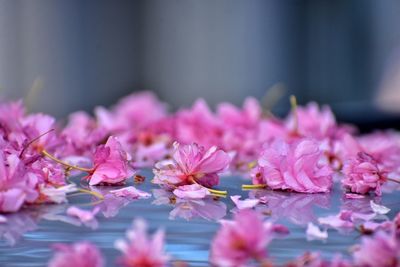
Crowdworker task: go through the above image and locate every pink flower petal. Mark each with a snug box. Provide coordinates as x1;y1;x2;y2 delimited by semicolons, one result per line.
173;184;210;199
109;186;151;199
345;193;365;199
67;206;99;222
370;200;391;215
306;222;328;241
0;215;7;223
230;195;260;209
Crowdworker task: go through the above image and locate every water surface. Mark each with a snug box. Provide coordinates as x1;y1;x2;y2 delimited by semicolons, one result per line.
1;170;399;266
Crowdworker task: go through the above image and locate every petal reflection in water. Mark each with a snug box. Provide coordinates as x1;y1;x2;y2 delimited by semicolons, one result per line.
249;189;331;225
152;189;227;221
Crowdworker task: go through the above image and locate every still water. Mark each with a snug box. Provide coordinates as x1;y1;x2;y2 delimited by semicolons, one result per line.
1;170;399;267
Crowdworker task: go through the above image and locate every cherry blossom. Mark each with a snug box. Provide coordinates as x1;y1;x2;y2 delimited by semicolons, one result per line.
342;152;387;196
115;218;170;267
210;209;283;267
153;142;230;194
250;139;333;193
87;136;134;186
0;152;38;213
48;241;104;267
353;230;400;267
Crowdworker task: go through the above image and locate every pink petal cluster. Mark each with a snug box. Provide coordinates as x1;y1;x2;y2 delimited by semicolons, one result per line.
115;218;170;267
285;252;351;267
353;230;400;267
48;241;104;267
153;142;230;191
87;136;133;186
61;111;108;156
357;131;400;176
95;91;167;133
0;152;38;212
210;209;285;267
285;102;353;140
251;139;333;193
174;99;223;148
342;152;387;196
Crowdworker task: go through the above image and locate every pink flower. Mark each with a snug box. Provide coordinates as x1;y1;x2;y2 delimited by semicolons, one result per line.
153;142;230;188
115;218;170;267
252;139;333;193
95;91;167;133
285;102;353;140
216;98;267;168
210;209;277;267
353;230;399;267
87;136;133;186
358;131;400;176
174;99;223;148
21;113;59;151
217;97;262;129
62;111;108;156
0;152;38;213
172;184;210;199
0;100;25;136
48;241;104;267
286;252;351;267
342;152;387;196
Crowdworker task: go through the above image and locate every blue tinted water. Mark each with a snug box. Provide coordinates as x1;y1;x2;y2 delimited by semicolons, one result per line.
0;170;399;267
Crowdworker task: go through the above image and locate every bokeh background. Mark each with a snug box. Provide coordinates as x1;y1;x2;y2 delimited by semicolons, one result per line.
1;0;400;130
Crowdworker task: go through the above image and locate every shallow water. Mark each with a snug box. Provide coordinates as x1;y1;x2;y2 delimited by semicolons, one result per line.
1;170;399;267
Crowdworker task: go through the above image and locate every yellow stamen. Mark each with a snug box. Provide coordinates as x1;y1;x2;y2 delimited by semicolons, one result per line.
247;160;257;169
242;184;267;190
42;149;92;173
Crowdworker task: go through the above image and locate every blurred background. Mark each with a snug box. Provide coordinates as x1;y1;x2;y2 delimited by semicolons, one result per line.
1;0;400;130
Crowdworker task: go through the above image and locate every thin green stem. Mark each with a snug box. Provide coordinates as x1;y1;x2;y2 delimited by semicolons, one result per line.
42;149;92;173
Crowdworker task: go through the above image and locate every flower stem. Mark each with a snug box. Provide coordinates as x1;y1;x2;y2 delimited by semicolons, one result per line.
189;177;228;195
19;128;55;158
77;188;104;200
290;95;298;133
387;177;400;184
41;149;92;173
242;184;267;190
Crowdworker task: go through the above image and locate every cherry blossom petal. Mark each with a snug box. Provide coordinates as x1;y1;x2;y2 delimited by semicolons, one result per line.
173;184;210;199
230;195;260;210
109;186;151;199
306;222;328;241
370;200;391;215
